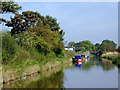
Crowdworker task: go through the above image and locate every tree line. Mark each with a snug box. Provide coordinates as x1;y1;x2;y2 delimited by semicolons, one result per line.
68;40;119;56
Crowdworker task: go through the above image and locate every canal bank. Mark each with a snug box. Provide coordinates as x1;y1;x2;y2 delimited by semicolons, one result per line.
2;56;118;88
100;52;120;68
2;57;73;84
3;58;73;88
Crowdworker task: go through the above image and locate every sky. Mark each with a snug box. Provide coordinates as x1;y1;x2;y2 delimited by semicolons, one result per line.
2;2;118;45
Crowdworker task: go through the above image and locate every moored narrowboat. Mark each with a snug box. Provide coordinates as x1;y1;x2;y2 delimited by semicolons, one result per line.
72;55;82;64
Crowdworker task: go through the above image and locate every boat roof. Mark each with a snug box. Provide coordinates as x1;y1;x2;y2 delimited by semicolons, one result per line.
75;55;81;59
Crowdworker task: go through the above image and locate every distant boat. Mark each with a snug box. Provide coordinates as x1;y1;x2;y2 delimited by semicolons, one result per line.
81;54;85;61
81;54;89;61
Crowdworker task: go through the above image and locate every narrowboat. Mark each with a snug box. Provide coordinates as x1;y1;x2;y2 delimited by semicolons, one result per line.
81;54;85;62
73;55;82;64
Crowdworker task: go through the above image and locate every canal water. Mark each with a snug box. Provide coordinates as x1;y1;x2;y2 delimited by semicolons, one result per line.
3;56;118;88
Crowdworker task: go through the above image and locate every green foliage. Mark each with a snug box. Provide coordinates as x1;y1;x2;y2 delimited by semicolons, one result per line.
68;41;75;47
5;12;65;43
5;11;65;57
25;24;62;55
2;3;67;71
73;40;95;52
95;43;100;50
94;40;117;56
64;50;75;59
0;1;22;23
2;32;18;63
99;43;107;56
117;46;120;52
59;29;65;42
1;1;22;14
45;15;60;31
6;11;43;35
102;40;117;49
101;54;120;68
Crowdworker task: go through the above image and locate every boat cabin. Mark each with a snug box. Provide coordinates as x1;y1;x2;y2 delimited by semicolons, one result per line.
75;55;82;60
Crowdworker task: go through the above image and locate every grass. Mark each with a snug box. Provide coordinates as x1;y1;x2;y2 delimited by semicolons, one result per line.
2;48;75;83
100;54;120;68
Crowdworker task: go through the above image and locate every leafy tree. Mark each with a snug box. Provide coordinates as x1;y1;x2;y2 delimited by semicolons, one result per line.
117;46;120;52
5;11;65;55
93;40;117;56
99;42;107;56
45;15;65;42
74;40;95;52
59;29;65;42
45;15;60;31
6;11;43;35
15;21;64;56
5;11;65;44
0;1;22;23
102;40;117;51
95;43;100;50
92;43;101;55
79;47;86;52
1;1;22;14
68;41;75;47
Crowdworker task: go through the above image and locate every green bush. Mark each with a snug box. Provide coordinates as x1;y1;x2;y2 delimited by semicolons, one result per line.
2;32;18;63
101;54;120;68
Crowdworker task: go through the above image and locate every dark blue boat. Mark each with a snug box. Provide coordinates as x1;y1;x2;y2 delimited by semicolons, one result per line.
75;55;81;60
72;55;82;63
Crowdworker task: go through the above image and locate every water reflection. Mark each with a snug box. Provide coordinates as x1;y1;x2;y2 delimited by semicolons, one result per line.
75;63;82;68
64;56;118;88
3;70;65;88
3;56;118;88
26;70;64;88
72;56;116;71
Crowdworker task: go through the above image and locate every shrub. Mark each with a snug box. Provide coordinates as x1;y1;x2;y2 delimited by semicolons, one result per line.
2;32;18;64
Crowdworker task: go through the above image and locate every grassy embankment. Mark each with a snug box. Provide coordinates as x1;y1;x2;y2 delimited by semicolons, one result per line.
3;58;73;88
2;28;75;83
2;49;75;83
100;52;120;68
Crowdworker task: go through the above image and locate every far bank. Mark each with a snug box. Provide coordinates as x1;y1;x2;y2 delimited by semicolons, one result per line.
100;52;120;68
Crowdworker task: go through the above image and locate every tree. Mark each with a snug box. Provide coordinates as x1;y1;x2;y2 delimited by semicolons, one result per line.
6;11;43;35
95;43;100;49
5;11;65;43
59;29;65;42
14;16;64;56
102;40;117;51
45;15;60;31
92;43;101;55
1;1;22;14
68;41;75;47
117;46;120;52
93;40;117;56
74;40;95;52
99;42;107;56
43;15;65;43
79;47;85;52
0;1;22;23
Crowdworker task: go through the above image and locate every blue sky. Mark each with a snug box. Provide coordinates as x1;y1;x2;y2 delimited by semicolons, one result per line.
2;2;118;45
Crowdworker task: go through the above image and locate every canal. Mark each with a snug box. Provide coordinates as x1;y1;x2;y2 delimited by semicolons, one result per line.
3;56;118;88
